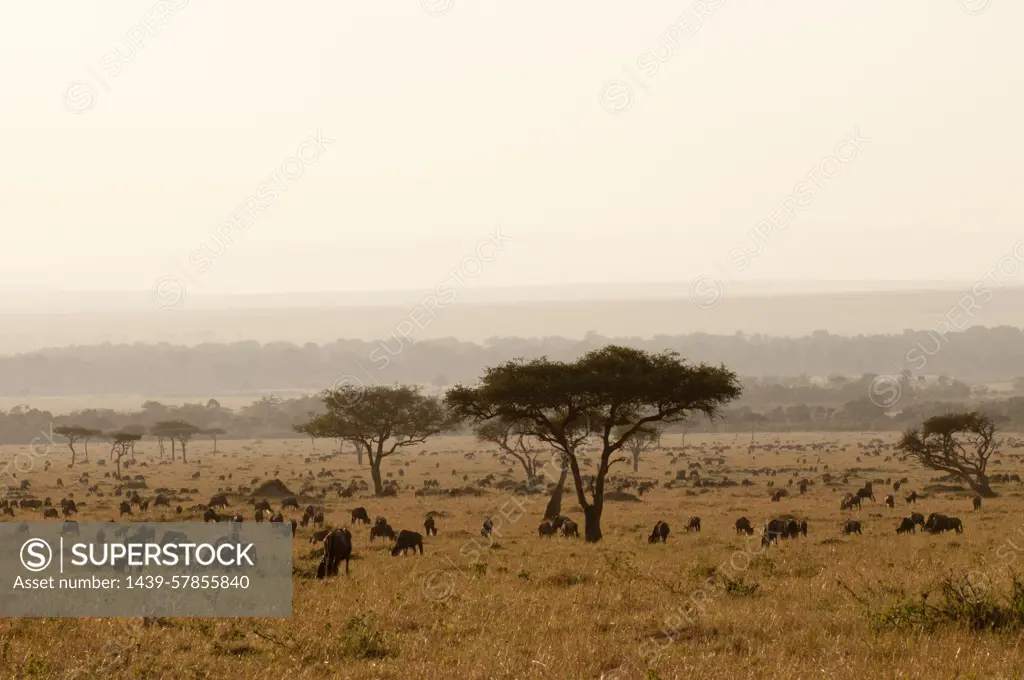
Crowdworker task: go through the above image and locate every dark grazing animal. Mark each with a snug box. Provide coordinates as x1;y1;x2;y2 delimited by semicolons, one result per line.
269;512;284;523
762;519;787;547
648;521;670;543
43;508;59;519
799;520;808;537
281;496;299;510
424;516;437;536
686;517;701;532
561;519;579;538
910;512;925;526
884;495;895;508
313;511;325;528
391;530;424;556
905;490;918;504
203;508;220;523
925;513;964;534
973;495;982;511
254;509;265;522
310;529;331;544
350;507;371;525
20;499;42;509
370;523;396;542
481;518;494;538
154;494;171;507
119;501;132;516
539;520;557;537
842;520;862;535
896;517;916;534
783;519;800;539
735;517;754;535
208;494;229;509
316;528;353;577
254;500;272;513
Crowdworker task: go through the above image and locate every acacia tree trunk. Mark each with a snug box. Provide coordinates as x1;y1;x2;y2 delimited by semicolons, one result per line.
179;439;188;464
171;438;176;461
212;436;219;453
583;503;603;542
83;439;90;462
68;443;76;467
544;464;569;520
969;473;997;498
632;451;640;473
356;441;364;466
156;437;164;458
370;457;384;496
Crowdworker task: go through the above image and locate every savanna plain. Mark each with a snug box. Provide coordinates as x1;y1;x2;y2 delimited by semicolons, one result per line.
1;431;1022;680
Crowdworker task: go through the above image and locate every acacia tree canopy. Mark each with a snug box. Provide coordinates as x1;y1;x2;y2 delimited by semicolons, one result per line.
896;411;999;497
446;345;741;542
301;385;453;496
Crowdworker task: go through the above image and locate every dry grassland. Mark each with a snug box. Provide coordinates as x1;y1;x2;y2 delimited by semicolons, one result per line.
0;432;1022;680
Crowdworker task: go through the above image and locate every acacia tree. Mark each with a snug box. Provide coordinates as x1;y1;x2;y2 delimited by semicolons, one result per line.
475;418;546;481
151;421;200;463
203;427;227;453
298;385;453;496
54;425;91;467
120;424;147;459
446;346;741;542
108;431;142;479
616;424;661;473
82;427;102;462
896;411;999;497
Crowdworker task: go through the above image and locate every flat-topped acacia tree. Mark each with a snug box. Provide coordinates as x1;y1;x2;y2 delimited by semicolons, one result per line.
446;345;741;542
298;385;453;496
897;411;999;497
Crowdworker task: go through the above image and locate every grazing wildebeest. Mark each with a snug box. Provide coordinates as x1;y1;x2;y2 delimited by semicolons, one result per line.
481;518;494;538
884;495;894;508
312;511;325;528
783;519;800;539
550;516;568;531
255;509;265;522
43;508;59;519
281;496;299;510
893;480;901;492
896;517;916;534
269;512;284;523
310;528;331;544
910;512;925;526
119;501;132;516
561;519;579;538
762;519;786;547
799;520;808;537
62;520;79;536
842;520;862;535
350;507;371;525
735;517;754;535
140;499;150;512
203;508;220;523
840;494;862;511
254;500;272;513
208;494;229;509
391;530;424;556
19;499;41;510
770;489;784;503
539;520;557;537
856;487;875;503
905;490;918;504
232;513;244;523
317;528;353;577
686;517;701;533
154;494;170;507
925;513;964;534
648;521;670;543
370;523;396;542
424;516;437;536
973;495;982;511
175;505;183;515
2;507;13;517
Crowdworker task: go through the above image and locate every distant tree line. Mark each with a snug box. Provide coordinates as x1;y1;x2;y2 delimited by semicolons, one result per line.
2;326;1024;397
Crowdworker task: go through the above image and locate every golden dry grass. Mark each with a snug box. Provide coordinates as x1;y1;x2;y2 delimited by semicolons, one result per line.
1;431;1023;680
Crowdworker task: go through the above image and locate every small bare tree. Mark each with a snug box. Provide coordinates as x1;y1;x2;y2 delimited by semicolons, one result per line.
616;424;661;473
475;418;545;481
203;428;227;453
54;425;90;467
896;411;998;497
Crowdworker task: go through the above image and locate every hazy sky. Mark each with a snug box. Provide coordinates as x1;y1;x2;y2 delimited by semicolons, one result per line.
2;1;1021;296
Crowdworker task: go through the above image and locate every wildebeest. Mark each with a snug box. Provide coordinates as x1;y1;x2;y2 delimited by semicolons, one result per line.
840;494;862;511
255;509;265;522
232;513;244;523
842;520;862;535
910;512;925;526
316;528;353;577
119;501;132;516
140;499;150;512
424;516;437;536
43;508;59;519
313;511;325;528
254;499;272;513
203;508;220;523
19;499;41;509
2;506;13;517
856;486;875;503
391;530;424;556
735;517;754;535
539;520;557;537
686;517;701;532
370;523;396;542
896;517;916;534
648;521;670;543
481;518;493;538
281;496;299;510
269;512;284;523
350;507;370;525
925;513;964;534
884;494;894;508
799;519;808;537
154;494;170;507
905;490;918;504
309;528;331;544
762;519;786;547
783;519;800;539
973;495;982;511
208;494;229;509
561;519;579;538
